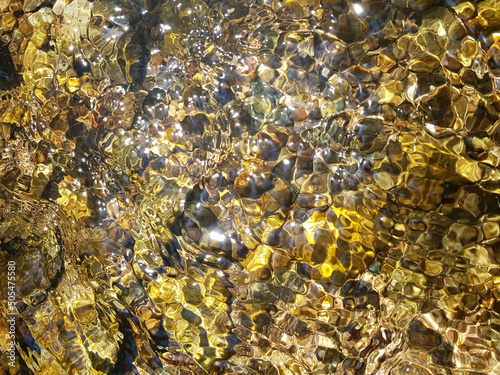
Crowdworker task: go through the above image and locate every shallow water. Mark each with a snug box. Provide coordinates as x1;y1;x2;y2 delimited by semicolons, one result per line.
1;0;500;374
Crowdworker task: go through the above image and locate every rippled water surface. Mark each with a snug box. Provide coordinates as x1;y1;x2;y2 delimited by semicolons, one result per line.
1;0;500;374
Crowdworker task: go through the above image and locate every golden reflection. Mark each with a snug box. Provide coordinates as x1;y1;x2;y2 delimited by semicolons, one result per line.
1;0;500;374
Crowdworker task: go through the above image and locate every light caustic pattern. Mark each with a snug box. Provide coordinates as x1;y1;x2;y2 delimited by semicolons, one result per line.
1;0;500;374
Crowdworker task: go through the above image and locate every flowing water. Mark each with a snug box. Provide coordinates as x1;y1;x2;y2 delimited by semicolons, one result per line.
1;0;500;374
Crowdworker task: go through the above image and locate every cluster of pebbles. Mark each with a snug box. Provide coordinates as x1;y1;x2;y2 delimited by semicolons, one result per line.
1;0;500;374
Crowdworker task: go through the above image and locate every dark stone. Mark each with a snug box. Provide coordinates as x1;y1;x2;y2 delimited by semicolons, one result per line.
73;57;92;77
409;320;442;349
0;44;22;90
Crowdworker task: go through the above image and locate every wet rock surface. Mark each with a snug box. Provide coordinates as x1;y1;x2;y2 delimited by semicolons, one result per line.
1;0;500;374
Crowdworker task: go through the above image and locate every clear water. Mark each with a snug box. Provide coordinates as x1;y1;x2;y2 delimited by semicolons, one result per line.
1;0;500;374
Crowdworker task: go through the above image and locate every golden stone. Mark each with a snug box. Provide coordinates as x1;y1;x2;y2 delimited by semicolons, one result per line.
1;12;16;30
